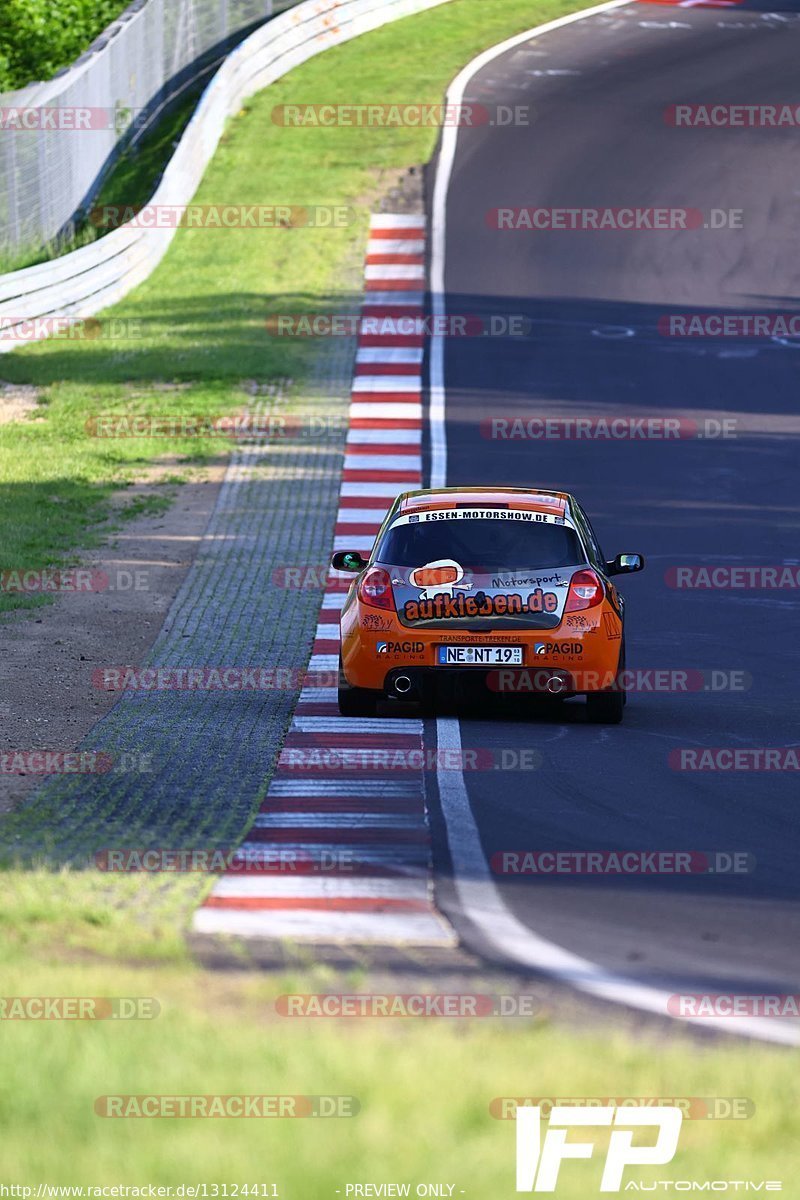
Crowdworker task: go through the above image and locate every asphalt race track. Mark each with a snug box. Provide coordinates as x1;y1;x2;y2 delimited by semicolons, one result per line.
422;0;800;1023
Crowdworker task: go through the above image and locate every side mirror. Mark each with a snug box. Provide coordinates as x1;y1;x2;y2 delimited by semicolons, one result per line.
606;553;645;576
331;550;367;572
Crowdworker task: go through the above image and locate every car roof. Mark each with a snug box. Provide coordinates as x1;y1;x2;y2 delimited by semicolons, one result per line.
397;486;570;516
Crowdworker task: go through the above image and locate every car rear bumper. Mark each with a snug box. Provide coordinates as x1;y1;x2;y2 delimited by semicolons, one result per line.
339;600;624;695
379;664;583;701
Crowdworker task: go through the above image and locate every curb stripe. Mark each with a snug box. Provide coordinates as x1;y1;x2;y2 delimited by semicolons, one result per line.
204;897;432;912
366;254;425;267
346;430;422;443
356;347;423;363
366;239;425;254
354;362;421;375
193;909;452;942
369;215;427;229
352;380;422;394
349;403;423;420
211;877;430;897
196;214;454;947
362;290;425;305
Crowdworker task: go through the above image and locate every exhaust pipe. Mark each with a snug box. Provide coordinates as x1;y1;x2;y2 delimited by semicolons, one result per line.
546;675;566;695
394;675;413;695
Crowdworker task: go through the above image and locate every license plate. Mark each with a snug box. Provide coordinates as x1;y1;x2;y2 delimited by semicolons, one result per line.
437;645;523;666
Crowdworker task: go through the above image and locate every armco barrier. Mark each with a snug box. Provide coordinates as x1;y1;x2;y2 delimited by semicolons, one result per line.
0;0;453;354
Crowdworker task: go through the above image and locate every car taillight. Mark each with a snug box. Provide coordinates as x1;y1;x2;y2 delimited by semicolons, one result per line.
358;566;395;611
564;568;604;612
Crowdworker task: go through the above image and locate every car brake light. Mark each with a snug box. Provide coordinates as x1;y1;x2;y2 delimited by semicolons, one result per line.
564;568;604;612
358;566;395;611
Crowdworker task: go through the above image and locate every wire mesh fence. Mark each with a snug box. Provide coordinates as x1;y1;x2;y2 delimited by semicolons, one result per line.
0;0;297;254
0;0;452;352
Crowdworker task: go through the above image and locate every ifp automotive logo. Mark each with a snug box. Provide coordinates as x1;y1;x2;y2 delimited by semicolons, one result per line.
515;1105;682;1192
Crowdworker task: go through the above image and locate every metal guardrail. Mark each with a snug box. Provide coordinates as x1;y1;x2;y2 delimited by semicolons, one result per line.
0;0;451;353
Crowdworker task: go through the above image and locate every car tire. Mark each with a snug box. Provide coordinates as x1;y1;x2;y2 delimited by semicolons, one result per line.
586;641;625;724
585;687;624;724
337;655;380;717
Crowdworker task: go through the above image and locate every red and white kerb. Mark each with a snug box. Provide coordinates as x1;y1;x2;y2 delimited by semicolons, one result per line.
195;214;454;944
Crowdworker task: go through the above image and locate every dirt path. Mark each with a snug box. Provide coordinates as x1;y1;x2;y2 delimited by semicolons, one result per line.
0;467;226;812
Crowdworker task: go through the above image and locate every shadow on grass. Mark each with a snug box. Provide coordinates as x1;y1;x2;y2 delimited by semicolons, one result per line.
0;290;365;386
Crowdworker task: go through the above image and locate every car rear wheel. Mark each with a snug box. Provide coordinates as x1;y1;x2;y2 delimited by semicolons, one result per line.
585;687;624;724
586;642;626;724
337;655;380;717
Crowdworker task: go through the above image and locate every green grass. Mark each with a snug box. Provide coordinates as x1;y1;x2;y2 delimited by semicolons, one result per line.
0;936;796;1188
0;868;201;961
0;224;103;277
0;0;584;617
1;3;798;1183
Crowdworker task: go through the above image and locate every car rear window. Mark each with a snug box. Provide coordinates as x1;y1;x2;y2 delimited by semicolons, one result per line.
375;511;584;571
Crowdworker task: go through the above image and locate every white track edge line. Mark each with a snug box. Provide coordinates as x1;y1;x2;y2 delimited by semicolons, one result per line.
436;719;799;1046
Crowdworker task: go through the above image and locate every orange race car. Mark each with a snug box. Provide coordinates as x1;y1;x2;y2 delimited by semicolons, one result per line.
332;486;644;723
